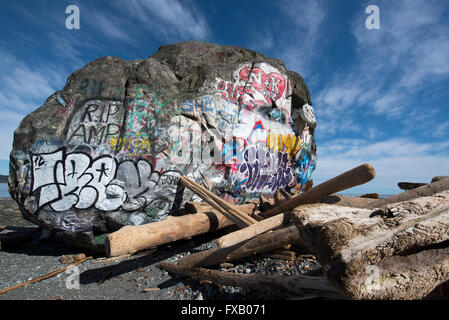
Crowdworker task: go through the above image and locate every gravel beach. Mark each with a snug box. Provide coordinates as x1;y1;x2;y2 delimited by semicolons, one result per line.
0;198;323;301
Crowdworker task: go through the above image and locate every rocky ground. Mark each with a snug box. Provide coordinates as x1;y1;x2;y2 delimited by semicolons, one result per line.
0;197;323;301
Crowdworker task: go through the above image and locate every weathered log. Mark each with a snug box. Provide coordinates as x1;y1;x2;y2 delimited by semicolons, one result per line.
320;194;378;208
274;190;283;206
259;195;275;212
216;212;292;248
303;179;313;192
105;207;254;257
398;182;427;191
176;224;303;268
184;201;257;215
261;250;296;261
158;262;344;299
366;176;449;208
360;193;379;199
179;176;257;228
431;176;449;183
292;190;449;299
262;163;376;217
279;188;293;200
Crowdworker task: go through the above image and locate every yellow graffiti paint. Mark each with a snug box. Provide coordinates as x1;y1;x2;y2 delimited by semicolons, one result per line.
109;136;151;154
266;133;302;157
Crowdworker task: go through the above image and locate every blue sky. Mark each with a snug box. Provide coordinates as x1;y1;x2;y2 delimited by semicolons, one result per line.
1;0;448;194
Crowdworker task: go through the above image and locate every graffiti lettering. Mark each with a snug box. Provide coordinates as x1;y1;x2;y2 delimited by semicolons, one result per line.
238;145;293;193
67;100;123;146
109;136;151;154
31;149;181;219
267;133;302;158
79;78;106;97
217;64;289;109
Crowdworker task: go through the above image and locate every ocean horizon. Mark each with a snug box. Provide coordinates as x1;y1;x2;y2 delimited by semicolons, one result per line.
0;182;394;200
0;182;9;198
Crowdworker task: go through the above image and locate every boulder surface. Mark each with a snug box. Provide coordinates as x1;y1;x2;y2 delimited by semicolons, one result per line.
8;41;317;249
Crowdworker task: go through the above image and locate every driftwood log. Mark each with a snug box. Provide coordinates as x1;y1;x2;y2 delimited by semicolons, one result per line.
105;204;255;257
262;163;376;217
0;256;93;295
431;176;449;183
366;176;449;208
397;182;427;191
158;262;345;299
320;194;378;208
292;190;449;299
184;201;256;215
176;224;304;268
216;212;292;248
360;193;379;199
179;176;258;228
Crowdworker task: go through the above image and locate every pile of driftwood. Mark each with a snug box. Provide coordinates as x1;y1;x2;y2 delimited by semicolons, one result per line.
104;162;449;300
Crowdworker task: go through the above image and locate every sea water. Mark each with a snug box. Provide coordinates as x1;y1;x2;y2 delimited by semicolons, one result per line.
0;183;9;198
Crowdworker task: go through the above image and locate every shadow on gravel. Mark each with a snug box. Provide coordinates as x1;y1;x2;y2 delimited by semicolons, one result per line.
2;233;95;257
80;251;175;285
79;228;227;285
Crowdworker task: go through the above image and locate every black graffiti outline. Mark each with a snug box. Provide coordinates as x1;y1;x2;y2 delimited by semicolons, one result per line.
31;148;183;214
30;147;65;211
62;97;124;143
115;158;181;212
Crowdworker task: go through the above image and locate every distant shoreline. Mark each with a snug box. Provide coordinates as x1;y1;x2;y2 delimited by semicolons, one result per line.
0;175;7;183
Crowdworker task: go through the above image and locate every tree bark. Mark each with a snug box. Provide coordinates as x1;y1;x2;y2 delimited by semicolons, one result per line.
184;201;256;215
292;190;449;299
216;212;292;248
158;262;344;299
320;194;378;208
176;224;303;268
366;176;449;208
179;176;257;228
105;207;252;257
397;182;427;191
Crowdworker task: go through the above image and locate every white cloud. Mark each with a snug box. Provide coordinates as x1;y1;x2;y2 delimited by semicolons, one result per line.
353;0;449;93
275;0;326;77
0;51;65;159
312;137;449;194
47;33;87;70
313;0;449;138
85;11;131;42
113;0;211;41
433;121;449;138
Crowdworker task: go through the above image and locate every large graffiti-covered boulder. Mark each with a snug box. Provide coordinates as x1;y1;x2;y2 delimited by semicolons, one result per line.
8;41;317;249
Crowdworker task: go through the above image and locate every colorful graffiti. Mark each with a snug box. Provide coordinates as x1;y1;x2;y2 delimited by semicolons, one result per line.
266;133;302;157
109;135;151;155
217;64;289;110
55;95;73;116
125;86;172;139
24;63;315;231
295;154;316;186
238;145;293;193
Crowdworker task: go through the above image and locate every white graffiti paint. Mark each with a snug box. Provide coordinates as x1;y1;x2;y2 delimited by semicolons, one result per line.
31;149;180;217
